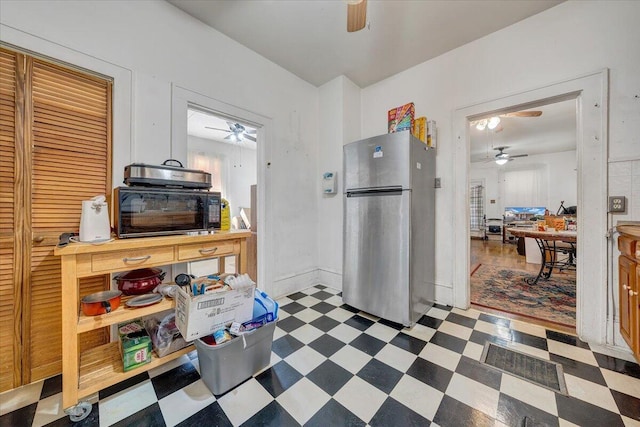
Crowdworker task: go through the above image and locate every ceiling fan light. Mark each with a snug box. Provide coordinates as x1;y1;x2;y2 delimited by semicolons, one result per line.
236;133;244;141
495;158;508;165
475;119;487;131
487;116;501;130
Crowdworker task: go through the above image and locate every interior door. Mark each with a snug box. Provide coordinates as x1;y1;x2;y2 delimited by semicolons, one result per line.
26;58;113;382
0;48;24;392
0;47;112;389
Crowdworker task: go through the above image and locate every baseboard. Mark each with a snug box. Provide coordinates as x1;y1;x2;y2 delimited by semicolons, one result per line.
318;268;342;290
435;283;453;307
272;268;320;300
606;317;634;354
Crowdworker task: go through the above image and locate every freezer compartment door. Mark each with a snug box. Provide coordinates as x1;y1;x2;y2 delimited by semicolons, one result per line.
344;132;413;191
343;189;410;325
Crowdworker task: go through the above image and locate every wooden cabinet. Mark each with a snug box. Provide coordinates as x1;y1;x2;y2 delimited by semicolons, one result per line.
617;226;640;361
618;255;637;351
54;231;250;416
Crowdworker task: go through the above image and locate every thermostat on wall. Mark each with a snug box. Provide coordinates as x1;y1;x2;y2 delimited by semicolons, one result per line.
322;172;337;194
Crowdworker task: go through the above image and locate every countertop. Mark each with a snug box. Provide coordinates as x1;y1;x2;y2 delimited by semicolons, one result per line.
617;221;640;239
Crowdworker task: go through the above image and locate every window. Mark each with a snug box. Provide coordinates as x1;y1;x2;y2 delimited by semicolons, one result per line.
470;183;484;231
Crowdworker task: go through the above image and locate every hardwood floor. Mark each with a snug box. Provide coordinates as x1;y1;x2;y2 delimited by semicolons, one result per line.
470;238;576;334
470;239;539;273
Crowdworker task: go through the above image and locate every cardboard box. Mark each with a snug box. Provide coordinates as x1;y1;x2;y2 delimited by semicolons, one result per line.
118;320;152;372
175;285;255;341
413;116;426;142
427;119;437;148
388;102;415;133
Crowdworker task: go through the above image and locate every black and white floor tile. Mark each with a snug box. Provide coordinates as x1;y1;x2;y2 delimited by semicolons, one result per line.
1;285;639;427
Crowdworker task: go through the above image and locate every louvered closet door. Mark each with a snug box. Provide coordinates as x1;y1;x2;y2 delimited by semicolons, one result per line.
27;58;112;382
0;49;23;391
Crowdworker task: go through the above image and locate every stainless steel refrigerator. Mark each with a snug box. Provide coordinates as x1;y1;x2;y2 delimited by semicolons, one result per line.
342;132;436;327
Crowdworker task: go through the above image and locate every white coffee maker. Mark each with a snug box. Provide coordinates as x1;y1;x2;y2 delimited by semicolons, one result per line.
79;195;111;242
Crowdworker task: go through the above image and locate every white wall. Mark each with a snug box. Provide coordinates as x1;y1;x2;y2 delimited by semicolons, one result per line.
0;0;319;297
470;150;577;219
317;76;361;289
358;1;639;316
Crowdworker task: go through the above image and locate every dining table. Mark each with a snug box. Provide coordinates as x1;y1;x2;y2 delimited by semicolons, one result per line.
506;228;577;285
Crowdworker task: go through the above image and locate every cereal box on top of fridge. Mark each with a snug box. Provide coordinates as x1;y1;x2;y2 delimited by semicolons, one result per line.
388;102;415;133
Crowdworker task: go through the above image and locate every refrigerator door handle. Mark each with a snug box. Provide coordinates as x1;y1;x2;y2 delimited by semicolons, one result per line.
346;187;403;197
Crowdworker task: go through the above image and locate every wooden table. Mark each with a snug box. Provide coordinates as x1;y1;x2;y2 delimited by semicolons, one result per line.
506;228;577;285
54;231;250;421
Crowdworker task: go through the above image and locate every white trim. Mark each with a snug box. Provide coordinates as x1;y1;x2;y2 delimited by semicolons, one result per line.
171;85;274;296
435;284;454;307
318;268;342;290
272;268;320;300
453;70;609;345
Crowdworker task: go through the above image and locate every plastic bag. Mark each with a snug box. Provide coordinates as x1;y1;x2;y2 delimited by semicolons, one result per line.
143;310;190;357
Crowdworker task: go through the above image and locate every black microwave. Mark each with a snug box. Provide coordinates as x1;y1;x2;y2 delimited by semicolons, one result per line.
114;187;221;238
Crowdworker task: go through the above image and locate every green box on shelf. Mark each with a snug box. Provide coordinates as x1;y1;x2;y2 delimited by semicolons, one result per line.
118;319;152;372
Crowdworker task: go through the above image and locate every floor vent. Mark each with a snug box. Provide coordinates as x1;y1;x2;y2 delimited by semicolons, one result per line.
480;342;568;394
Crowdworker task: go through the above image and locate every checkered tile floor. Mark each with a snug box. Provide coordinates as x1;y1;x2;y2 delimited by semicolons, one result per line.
2;285;639;426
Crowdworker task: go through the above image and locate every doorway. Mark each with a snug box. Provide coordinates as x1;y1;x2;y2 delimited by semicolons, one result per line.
186;106;258;280
453;70;609;345
171;84;274;295
468;100;577;329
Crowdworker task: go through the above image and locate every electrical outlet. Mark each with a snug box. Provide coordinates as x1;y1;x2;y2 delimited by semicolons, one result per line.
434;178;441;188
609;196;626;213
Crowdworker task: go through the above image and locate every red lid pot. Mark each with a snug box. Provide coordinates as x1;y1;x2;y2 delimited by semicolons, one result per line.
113;268;166;295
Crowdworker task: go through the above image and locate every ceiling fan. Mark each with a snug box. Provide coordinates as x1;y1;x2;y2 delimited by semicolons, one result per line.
492;146;528;165
205;121;256;142
347;0;367;32
471;110;542;131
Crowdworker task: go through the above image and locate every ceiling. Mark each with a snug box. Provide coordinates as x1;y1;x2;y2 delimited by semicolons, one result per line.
166;0;564;87
469;99;576;164
187;108;257;150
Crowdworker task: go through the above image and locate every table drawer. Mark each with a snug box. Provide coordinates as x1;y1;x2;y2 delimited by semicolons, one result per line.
178;241;236;261
618;235;636;258
91;247;175;273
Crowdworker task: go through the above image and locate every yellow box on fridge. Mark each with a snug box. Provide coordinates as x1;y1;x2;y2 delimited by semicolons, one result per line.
413;117;426;143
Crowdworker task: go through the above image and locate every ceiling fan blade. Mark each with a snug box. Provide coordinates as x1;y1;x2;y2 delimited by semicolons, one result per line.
347;0;367;32
245;129;257;135
224;134;233;140
244;134;257;142
501;111;542;118
510;154;529;158
205;126;231;132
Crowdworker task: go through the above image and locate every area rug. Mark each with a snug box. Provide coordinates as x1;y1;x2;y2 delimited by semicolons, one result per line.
470;264;576;327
